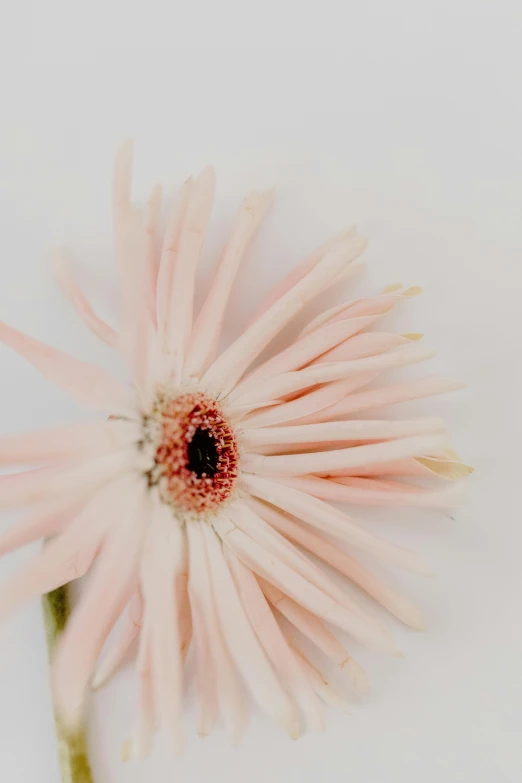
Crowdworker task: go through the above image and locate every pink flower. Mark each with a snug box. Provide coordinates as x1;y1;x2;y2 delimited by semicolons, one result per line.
0;142;470;755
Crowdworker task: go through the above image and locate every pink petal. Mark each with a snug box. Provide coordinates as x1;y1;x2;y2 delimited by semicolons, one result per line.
187;521;248;742
214;515;402;649
311;332;412;365
226;549;324;731
250;225;357;324
52;482;148;729
292;643;351;711
202;235;367;395
0;448;135;511
0;477;129;618
0;320;134;415
156;178;193;345
144;183;163;326
52;249;119;348
91;591;143;690
310;376;466;422
0;420;138;466
163;167;216;379
229;342;435;409
243;432;449;478
241;417;446;449
0;496;83;558
242;373;377;429
184;189;274;379
239;315;378;390
189;589;219;737
300;286;421;337
250;498;426;630
230;500;395;653
202;523;298;738
243;474;432;575
260;579;369;695
140;495;184;753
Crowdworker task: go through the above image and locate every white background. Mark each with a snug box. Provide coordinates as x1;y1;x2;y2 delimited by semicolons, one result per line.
0;2;521;782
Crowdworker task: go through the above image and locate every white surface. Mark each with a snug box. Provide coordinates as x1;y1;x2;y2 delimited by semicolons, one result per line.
0;2;521;782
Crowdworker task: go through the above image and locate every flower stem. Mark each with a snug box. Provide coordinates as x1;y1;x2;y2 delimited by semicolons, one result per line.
42;586;95;783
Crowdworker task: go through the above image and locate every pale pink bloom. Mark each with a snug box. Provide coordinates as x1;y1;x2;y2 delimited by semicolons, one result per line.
0;142;471;754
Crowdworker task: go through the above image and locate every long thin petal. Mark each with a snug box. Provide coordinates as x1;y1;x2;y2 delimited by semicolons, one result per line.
186;520;247;742
52;481;148;729
311;332;413;365
250;497;426;629
291;474;466;508
261;579;370;694
189;588;219;737
243;433;449;477
327;455;473;480
140;494;184;753
184;189;274;379
0;477;131;618
239;315;378;390
229;342;435;408
249;225;357;324
229;500;396;653
291;643;351;711
112;142;152;391
164;167;216;378
202;235;367;395
225;549;324;731
0;447;135;511
126;632;155;760
309;376;466;422
241;417;446;449
52;249;119;348
0;320;134;415
214;515;402;648
300;286;421;337
243;474;432;575
144;183;163;325
112;141;139;345
241;373;377;429
91;591;143;690
156;178;193;344
0;420;139;466
203;523;298;738
0;496;83;558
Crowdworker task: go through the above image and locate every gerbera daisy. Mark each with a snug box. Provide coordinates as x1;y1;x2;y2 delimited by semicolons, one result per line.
0;142;470;758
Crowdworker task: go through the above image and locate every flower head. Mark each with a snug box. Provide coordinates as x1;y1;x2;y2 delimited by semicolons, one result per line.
0;142;470;755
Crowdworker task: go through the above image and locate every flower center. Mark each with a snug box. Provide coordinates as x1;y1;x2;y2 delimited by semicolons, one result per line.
151;392;239;516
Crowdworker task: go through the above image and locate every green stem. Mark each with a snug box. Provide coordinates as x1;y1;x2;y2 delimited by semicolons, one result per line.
42;586;95;783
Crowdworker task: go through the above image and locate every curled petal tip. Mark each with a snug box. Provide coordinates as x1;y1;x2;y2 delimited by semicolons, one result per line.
401;332;424;341
407;607;427;631
121;740;132;763
404;285;423;297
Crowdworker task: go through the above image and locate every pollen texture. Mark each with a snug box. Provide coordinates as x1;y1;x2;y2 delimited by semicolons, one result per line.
154;392;239;515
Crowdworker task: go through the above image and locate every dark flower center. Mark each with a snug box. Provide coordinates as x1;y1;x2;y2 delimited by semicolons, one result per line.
186;428;220;478
153;392;239;515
